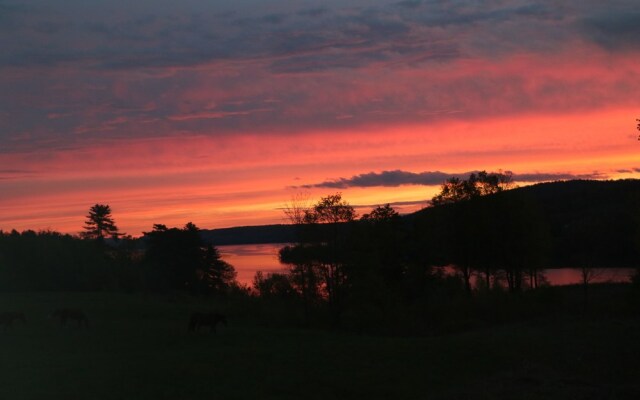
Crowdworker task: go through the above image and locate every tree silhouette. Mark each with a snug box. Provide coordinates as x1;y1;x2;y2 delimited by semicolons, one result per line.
306;194;356;323
143;222;236;294
82;204;120;241
279;243;322;323
358;204;404;283
430;171;514;206
0;229;111;291
253;271;296;299
280;193;356;326
204;244;237;293
361;203;400;223
430;177;474;206
427;171;519;292
283;192;312;225
303;193;357;224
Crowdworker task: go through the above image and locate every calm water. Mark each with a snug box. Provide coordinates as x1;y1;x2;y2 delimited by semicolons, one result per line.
219;243;288;285
220;243;635;287
543;268;633;286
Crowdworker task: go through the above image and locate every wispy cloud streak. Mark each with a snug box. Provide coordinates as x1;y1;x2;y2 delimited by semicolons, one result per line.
1;0;640;153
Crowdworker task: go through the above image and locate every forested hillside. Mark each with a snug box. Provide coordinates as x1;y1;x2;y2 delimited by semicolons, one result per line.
203;180;640;270
410;179;640;269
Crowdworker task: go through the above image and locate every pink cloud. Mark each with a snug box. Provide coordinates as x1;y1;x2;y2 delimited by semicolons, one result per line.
3;1;640;236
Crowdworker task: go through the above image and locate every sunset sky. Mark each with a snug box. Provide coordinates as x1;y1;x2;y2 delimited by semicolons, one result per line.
1;0;639;237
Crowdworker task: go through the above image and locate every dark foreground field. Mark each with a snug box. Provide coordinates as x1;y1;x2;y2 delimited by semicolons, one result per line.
1;292;639;400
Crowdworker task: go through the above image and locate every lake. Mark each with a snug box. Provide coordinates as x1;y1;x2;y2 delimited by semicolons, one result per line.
220;243;635;287
219;243;289;285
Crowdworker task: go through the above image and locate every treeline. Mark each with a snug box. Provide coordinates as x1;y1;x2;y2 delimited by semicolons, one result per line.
0;209;240;295
507;179;640;268
206;178;640;331
252;176;640;332
0;230;114;291
200;224;297;245
2;178;640;334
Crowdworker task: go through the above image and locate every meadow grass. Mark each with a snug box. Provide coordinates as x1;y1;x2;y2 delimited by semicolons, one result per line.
0;291;638;399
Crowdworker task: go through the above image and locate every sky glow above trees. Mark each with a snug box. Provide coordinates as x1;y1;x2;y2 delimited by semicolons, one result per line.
1;0;639;235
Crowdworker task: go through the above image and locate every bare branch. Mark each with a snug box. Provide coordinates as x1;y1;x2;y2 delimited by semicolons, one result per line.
283;192;312;225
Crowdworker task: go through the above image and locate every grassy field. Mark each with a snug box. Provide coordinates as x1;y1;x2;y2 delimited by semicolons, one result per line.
0;291;639;399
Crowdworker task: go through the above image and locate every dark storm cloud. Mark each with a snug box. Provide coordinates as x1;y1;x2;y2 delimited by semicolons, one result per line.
1;0;639;155
299;170;606;189
394;1;423;10
581;10;640;50
0;1;627;74
300;170;464;188
0;1;565;71
297;8;329;18
513;172;606;182
261;13;287;25
0;1;27;19
2;1;636;71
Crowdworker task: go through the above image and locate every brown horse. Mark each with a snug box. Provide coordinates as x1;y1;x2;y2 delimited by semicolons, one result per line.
50;308;89;328
0;312;26;328
188;312;227;333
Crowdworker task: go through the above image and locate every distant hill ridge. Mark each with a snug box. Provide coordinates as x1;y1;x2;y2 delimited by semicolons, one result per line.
202;180;640;266
200;224;297;245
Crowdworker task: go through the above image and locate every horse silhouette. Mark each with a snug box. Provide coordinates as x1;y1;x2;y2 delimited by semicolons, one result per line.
50;308;89;328
188;312;227;333
0;312;26;328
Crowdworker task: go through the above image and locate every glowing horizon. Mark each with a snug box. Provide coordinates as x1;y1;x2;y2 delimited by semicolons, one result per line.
1;1;639;236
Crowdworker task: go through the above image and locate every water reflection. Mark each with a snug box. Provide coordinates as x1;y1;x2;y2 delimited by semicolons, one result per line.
542;268;633;286
219;243;288;285
221;243;635;287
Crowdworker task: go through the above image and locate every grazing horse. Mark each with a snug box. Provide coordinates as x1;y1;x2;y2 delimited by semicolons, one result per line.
0;312;26;328
188;312;227;333
50;308;89;328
